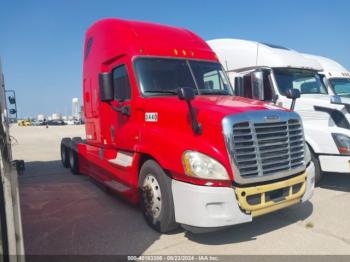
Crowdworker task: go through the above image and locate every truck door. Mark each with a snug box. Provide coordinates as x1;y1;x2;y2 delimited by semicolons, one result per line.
108;61;138;151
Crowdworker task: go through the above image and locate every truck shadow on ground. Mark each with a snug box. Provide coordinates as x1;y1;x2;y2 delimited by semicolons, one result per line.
318;172;350;192
185;201;313;245
20;160;317;252
19;160;162;255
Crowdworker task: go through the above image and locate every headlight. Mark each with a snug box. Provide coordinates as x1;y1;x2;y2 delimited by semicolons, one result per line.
305;144;311;164
182;151;229;180
332;133;350;155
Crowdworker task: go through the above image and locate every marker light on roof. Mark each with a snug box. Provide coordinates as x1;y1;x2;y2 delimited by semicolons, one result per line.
174;49;178;55
182;49;187;55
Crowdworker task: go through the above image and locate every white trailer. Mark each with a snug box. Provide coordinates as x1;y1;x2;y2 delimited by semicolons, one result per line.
303;54;350;97
208;39;350;182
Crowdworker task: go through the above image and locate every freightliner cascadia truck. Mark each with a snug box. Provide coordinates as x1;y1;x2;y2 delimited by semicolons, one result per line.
61;19;314;233
0;60;25;261
208;39;350;183
303;53;350;97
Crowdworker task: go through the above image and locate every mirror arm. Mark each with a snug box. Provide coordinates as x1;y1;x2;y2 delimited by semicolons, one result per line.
177;87;202;134
186;101;202;134
290;98;296;111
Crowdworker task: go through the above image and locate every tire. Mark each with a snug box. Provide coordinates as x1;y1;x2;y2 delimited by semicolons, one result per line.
72;137;83;144
60;138;71;168
139;160;178;233
310;148;322;184
69;149;80;175
69;138;81;175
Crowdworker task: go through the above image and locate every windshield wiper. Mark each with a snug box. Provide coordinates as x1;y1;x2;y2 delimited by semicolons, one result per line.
144;90;178;95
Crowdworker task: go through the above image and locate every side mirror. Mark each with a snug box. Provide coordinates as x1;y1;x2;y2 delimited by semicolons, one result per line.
285;88;300;111
99;72;113;102
177;87;201;134
9;109;16;115
251;71;264;100
234;77;244;96
286;88;301;100
178;87;195;101
8;96;16;104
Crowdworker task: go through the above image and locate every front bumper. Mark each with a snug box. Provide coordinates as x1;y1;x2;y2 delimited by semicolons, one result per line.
171;162;315;229
319;154;350;173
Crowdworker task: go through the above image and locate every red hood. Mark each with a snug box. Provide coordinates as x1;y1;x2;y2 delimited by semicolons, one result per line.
141;95;286;130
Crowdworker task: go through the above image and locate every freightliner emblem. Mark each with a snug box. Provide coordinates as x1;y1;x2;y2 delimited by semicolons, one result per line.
264;115;280;122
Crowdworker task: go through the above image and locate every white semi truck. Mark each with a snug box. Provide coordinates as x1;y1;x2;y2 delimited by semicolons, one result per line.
303;54;350;97
208;39;350;182
0;60;25;261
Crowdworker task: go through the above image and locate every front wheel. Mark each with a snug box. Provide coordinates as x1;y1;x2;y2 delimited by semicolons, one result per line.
139;160;178;233
310;149;322;184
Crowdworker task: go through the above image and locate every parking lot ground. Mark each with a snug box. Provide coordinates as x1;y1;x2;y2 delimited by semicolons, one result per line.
10;125;350;255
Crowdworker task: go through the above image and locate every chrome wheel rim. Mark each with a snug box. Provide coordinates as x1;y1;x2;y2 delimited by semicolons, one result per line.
142;174;162;218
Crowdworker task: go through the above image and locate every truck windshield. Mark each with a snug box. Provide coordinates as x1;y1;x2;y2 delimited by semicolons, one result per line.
134;58;233;96
329;78;350;97
274;68;327;96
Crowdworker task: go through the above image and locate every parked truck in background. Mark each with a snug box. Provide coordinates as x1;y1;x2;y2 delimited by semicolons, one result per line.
303;54;350;97
0;60;25;261
208;39;350;183
61;19;314;233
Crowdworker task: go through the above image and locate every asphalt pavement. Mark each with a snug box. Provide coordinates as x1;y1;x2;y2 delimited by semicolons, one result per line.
10;125;350;255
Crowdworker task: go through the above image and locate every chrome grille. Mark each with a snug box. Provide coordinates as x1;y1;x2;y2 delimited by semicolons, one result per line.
223;110;306;184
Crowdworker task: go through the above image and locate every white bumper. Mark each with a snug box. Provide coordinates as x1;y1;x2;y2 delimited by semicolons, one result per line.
171;180;252;228
319;155;350;173
171;163;315;229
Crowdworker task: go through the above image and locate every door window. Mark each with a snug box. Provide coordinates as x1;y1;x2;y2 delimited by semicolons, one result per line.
113;65;131;101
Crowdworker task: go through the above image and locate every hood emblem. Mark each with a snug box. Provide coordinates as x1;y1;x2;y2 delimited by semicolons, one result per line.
264;115;280;122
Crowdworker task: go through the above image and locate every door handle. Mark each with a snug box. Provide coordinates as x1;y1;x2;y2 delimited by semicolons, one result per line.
120;105;130;116
109;103;131;116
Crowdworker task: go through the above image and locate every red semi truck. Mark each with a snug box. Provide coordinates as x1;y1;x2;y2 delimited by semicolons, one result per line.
60;19;315;233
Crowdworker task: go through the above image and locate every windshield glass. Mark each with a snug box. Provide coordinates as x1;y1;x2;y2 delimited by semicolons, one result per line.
274;68;327;95
134;58;233;96
329;78;350;97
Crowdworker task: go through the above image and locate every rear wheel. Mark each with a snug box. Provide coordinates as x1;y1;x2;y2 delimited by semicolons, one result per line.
139;160;178;233
69;138;82;175
60;138;71;168
69;148;79;174
72;137;83;144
